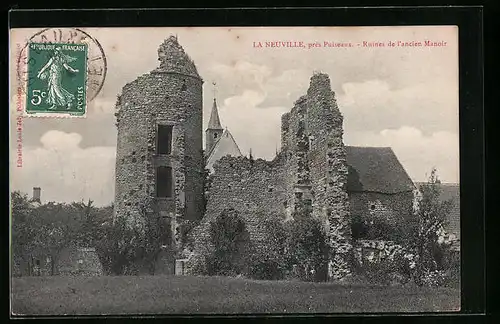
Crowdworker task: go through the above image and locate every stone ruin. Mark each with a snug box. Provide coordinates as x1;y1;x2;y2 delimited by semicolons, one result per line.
188;72;352;280
113;36;415;280
113;35;205;273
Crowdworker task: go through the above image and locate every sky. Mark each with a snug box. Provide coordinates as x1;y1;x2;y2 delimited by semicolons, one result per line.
9;26;459;206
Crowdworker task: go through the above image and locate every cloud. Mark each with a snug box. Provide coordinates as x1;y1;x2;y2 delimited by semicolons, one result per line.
338;79;459;135
11;130;115;206
40;130;82;149
257;69;311;108
88;95;117;115
210;61;273;88
344;126;459;183
216;90;289;159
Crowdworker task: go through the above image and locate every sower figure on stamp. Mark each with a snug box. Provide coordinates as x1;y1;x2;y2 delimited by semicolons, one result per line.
37;47;80;110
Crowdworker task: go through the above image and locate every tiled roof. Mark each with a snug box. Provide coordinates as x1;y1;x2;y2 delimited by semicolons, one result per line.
346;146;416;194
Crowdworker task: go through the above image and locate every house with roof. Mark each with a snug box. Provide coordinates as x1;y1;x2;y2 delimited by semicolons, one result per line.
346;146;416;239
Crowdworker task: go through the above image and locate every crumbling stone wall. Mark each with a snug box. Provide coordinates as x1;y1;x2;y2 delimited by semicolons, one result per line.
114;36;204;273
350;192;414;230
280;73;352;279
190;156;287;240
353;239;406;264
190;72;352;280
185;155;288;274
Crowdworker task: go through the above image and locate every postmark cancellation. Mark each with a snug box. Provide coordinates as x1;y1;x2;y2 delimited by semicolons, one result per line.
14;28;107;118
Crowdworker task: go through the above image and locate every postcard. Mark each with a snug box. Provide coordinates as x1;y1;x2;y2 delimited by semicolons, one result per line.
10;26;460;315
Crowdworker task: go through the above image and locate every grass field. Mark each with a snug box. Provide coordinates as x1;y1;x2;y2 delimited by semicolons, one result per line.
11;275;460;315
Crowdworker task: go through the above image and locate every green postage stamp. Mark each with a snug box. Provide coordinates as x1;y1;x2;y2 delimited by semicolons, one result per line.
25;42;88;116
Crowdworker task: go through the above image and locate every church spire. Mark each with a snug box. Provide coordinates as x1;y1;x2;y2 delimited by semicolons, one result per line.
205;82;224;153
207;82;223;130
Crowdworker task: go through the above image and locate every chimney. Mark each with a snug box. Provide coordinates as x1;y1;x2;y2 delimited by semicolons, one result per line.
32;187;41;203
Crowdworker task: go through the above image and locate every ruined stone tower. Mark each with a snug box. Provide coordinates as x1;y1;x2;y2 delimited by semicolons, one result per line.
113;36;204;267
281;72;352;279
305;73;352;279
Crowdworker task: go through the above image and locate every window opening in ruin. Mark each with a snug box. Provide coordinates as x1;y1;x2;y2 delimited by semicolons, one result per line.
370;203;376;211
156;166;173;198
35;259;40;266
214;133;218;139
157;124;173;155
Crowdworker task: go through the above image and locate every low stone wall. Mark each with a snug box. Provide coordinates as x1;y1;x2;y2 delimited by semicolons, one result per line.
354;239;406;263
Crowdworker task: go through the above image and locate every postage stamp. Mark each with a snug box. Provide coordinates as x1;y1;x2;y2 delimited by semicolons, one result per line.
25;43;88;116
14;28;107;118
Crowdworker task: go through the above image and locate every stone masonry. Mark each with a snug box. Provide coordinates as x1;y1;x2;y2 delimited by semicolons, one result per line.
114;36;205;273
189;72;353;280
113;37;413;279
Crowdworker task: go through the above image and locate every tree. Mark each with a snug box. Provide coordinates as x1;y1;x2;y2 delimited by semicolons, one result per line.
411;168;454;285
31;201;87;275
207;208;248;276
243;213;288;280
96;216;138;275
285;201;329;281
11;191;36;275
98;199;168;275
11;191;93;276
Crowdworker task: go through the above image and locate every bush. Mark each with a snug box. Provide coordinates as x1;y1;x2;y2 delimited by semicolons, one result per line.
185;249;210;276
353;249;417;286
180;219;200;248
285;205;329;282
439;248;460;288
243;214;289;280
243;244;286;280
205;208;248;276
420;270;447;287
351;214;408;242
